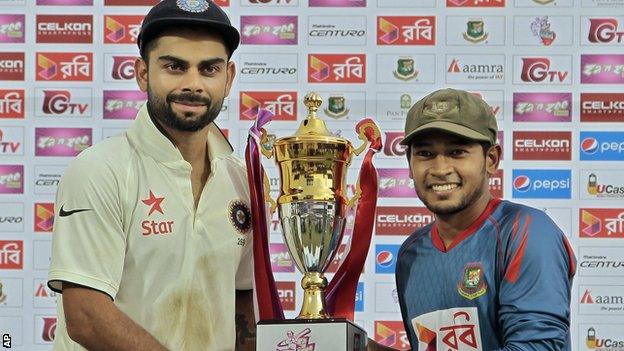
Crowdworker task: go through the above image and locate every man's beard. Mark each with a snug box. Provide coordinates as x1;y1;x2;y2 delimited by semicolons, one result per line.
146;87;223;132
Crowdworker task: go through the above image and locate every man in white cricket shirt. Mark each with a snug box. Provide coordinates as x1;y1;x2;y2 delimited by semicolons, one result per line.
47;0;256;349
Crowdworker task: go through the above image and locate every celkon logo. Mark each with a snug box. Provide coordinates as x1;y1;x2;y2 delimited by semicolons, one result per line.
587;18;624;43
512;169;571;199
580;208;624;238
377;16;436;45
104;15;142;44
41;90;90;116
308;54;366;83
0;240;23;269
36;52;93;81
276;281;296;311
0;52;24;80
36;15;93;43
580;132;624;161
520;57;569;83
0;90;24;119
581;93;624;122
376;206;433;236
239;91;297;121
489;169;503;198
110;55;137;80
383;132;406;157
513;131;571;160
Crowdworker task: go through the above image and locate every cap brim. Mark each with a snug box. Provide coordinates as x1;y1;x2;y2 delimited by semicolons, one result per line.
139;17;240;55
400;120;491;146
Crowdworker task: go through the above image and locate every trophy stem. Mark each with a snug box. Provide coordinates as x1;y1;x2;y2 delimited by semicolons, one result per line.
297;272;330;319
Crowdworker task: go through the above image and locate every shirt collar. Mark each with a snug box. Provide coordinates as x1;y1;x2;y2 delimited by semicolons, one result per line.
127;103;233;164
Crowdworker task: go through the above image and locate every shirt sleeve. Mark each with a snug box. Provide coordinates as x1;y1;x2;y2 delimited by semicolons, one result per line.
494;210;576;351
47;154;126;299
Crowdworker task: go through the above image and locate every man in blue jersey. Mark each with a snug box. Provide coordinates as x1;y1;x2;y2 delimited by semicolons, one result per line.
394;88;576;351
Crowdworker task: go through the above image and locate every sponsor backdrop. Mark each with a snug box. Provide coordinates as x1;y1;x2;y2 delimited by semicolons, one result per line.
0;0;623;349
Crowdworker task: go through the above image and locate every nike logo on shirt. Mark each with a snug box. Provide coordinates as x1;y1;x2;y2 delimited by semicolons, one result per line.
59;205;92;217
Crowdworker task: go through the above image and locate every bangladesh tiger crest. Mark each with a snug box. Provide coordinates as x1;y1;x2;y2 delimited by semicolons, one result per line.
458;262;487;300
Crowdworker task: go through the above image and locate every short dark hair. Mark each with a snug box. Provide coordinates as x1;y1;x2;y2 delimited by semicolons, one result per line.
140;25;232;63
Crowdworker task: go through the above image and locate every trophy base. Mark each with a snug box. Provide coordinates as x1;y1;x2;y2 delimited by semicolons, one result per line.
257;318;367;351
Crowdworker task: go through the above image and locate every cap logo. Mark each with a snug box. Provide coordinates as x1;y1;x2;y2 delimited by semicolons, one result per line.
428;101;452;116
176;0;210;13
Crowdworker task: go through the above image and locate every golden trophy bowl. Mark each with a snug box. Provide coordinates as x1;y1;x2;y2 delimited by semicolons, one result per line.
261;92;368;319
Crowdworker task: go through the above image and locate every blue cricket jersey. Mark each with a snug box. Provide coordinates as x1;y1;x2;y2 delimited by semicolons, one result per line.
396;198;576;351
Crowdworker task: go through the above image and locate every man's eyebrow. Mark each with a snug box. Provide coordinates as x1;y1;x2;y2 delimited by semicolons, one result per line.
198;58;227;67
157;55;189;67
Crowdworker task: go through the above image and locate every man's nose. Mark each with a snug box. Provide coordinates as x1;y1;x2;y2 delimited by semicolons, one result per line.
180;69;204;93
429;155;453;177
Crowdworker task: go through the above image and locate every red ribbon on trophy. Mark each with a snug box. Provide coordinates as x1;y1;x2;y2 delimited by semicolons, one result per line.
325;118;382;321
245;109;284;321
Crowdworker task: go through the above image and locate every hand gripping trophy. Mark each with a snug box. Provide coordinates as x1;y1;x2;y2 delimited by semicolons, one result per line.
245;92;383;350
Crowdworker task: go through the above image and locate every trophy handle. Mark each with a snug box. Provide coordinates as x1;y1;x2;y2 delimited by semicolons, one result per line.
352;120;381;156
262;165;278;215
259;128;275;159
346;180;362;209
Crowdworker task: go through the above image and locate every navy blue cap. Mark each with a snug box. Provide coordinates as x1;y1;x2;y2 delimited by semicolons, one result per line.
137;0;240;58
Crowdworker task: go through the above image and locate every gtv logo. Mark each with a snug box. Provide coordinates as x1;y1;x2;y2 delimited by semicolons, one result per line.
580;132;624;161
512;169;571;199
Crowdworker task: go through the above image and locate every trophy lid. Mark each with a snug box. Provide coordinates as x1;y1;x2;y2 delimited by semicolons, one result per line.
275;92;351;146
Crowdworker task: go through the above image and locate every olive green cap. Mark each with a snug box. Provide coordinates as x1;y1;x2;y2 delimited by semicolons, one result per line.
401;88;498;146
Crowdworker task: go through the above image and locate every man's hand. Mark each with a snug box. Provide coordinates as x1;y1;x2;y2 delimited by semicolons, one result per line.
62;282;168;351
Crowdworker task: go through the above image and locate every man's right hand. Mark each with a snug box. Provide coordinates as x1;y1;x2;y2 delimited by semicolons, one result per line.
62;282;168;351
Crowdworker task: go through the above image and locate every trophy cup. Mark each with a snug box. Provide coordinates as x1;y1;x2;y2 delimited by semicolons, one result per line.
245;93;382;351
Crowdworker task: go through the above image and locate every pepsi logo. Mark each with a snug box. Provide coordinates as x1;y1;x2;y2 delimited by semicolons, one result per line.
376;250;394;267
581;137;599;154
513;175;531;192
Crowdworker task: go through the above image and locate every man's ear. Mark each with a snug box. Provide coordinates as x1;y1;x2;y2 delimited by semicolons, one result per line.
135;57;148;92
224;61;236;97
486;144;502;176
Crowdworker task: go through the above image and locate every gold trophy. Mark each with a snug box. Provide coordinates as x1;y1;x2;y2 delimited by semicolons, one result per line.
253;92;381;350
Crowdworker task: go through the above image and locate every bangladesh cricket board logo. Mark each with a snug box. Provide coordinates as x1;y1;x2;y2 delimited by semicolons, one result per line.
393;57;418;81
457;262;487;300
463;19;488;43
324;95;349;119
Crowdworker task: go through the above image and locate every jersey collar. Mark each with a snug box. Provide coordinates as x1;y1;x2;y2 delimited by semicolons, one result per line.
127;104;233;163
431;197;502;253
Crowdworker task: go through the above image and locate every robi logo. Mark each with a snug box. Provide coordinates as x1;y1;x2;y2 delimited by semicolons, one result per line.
513;175;531;193
582;138;599;154
520;58;568;83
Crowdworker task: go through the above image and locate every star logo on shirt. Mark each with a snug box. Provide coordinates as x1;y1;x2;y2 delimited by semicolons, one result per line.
142;190;164;216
